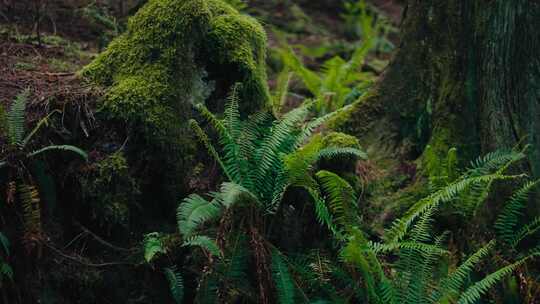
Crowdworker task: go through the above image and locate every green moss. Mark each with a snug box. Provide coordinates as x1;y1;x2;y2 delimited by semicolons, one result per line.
326;90;379;136
80;152;140;230
81;0;269;146
321;132;361;149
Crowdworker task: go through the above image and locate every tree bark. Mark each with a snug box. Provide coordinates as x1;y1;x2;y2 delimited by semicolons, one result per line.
333;0;540;176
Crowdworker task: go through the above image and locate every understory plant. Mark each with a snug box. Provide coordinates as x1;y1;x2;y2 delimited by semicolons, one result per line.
0;90;87;254
334;149;540;304
277;39;375;117
276;0;379;117
144;86;366;303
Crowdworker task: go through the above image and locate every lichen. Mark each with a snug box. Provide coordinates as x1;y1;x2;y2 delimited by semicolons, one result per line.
81;0;269;145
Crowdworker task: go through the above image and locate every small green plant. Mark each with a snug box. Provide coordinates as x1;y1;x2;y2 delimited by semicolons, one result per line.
277;33;376;116
0;90;87;253
223;0;247;11
341;0;396;53
14;61;37;71
145;86;365;302
0;232;13;289
82;1;121;50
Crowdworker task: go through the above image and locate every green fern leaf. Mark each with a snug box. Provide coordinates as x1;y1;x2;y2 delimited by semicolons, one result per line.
177;194;222;238
7;89;30;145
143;232;166;263
164;267;184;304
28;144;88;161
495;179;540;245
457;253;538;304
271;250;296;304
183;235;221;257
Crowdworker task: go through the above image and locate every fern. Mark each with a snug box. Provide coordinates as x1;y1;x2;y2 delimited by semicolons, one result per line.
495;179;540;245
28;145;88;160
177;194;222;238
164;266;184;304
183;235;221;257
385;173;521;243
457;253;538;304
432;241;495;303
19;183;42;243
271;250;295;304
315;170;358;232
7;89;29;145
143;232;166;263
511;216;540;248
0;233;9;256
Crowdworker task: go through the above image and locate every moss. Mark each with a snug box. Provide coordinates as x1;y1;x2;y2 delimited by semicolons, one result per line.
321;132;361;149
81;0;269;145
80;152;140;231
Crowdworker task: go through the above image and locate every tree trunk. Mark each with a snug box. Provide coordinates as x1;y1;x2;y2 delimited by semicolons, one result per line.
332;0;540;176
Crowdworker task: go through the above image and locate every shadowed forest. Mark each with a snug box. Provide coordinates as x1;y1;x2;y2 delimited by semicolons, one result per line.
1;0;540;303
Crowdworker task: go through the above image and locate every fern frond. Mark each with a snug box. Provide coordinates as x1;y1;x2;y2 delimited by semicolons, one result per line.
21;109;61;147
272;69;293;117
253;103;310;203
143;232;166;263
279;46;322;95
19;183;42;240
385;173;521;243
303;186;339;236
0;232;9;256
315;147;367;162
183;235;221;257
368;241;447;256
271;250;296;304
456;253;538;304
466;149;525;177
219;182;260;209
7;89;30;145
177;194;222;238
495;179;540;245
0;263;13;281
189;119;233;181
164;266;184;304
316;170;357;231
28;144;88;161
433;240;495;303
511;216;540;248
294;103;354;148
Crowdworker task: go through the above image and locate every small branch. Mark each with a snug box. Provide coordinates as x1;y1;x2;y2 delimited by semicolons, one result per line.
74;221;132;253
43;242;132;268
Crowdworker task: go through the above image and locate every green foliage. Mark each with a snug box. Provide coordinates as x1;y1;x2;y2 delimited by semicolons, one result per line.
143;232;167;263
170;88;365;301
277;40;375;116
0;232;12;286
164;267;184;304
385;150;526;243
0;90;87;254
341;0;396;53
495;179;540;246
271;250;296;304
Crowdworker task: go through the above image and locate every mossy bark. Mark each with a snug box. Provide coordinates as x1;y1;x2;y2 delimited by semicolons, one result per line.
332;0;540;177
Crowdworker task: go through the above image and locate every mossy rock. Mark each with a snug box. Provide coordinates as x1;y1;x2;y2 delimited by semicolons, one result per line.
81;0;270;144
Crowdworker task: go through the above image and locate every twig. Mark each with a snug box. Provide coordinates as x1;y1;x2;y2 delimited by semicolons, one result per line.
74;221;132;253
44;242;133;268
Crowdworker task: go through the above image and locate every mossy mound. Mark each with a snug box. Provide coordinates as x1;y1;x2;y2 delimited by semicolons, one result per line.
81;0;270;144
79;0;270;207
